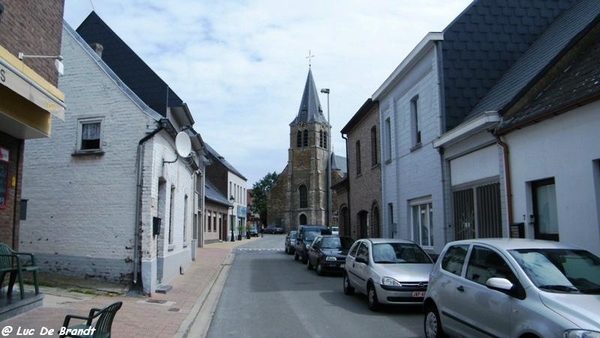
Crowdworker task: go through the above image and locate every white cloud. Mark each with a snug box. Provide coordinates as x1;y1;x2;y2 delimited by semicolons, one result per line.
64;0;473;186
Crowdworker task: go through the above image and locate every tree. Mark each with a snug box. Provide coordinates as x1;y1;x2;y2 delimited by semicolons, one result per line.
250;171;278;225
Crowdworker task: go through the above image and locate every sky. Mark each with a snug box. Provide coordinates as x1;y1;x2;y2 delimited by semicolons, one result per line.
63;0;473;187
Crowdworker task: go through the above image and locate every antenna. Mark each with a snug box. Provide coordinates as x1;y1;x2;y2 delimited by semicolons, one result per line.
163;131;191;165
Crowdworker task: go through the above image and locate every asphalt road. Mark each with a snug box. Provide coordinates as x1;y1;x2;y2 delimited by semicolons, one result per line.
206;235;425;338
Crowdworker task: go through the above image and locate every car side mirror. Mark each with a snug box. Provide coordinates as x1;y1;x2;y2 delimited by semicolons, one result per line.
486;277;513;292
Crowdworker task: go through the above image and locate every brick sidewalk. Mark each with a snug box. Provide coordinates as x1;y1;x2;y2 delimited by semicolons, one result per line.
1;239;254;338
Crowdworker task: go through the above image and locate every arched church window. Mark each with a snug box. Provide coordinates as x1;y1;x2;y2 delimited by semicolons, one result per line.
319;130;324;148
323;130;328;149
299;184;308;208
297;130;302;148
299;214;307;225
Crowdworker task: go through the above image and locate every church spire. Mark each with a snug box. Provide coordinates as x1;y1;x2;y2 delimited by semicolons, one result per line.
291;68;328;126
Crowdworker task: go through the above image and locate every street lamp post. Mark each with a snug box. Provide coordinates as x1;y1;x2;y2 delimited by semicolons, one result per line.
229;196;235;242
320;88;331;227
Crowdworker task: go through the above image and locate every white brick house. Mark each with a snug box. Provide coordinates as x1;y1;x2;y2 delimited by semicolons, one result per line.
20;23;202;295
374;33;445;253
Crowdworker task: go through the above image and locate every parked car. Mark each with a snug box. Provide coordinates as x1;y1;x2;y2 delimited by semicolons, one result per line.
264;224;284;234
249;225;258;237
343;238;434;311
307;235;354;275
294;225;331;263
423;238;600;338
285;230;298;254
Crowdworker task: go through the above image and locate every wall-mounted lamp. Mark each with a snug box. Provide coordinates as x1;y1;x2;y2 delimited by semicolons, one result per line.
18;52;64;76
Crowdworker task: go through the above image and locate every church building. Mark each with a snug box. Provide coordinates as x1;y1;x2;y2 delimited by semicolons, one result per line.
267;68;344;231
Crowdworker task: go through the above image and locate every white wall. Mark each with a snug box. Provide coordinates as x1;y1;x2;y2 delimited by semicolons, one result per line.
379;44;445;252
507;101;600;255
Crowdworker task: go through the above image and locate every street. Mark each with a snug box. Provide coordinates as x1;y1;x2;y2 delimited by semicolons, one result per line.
206;235;425;338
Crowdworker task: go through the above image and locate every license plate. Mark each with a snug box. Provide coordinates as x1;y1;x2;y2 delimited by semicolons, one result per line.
340;264;345;269
412;291;425;297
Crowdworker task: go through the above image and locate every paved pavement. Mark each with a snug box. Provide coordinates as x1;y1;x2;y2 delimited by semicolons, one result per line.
1;237;258;338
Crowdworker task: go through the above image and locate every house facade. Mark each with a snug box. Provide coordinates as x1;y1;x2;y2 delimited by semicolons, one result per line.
21;22;203;295
373;0;579;254
203;143;247;243
433;0;600;255
340;99;381;240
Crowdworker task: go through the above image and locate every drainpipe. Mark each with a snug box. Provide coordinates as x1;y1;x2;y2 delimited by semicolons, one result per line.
342;133;351;237
495;136;513;227
133;121;165;285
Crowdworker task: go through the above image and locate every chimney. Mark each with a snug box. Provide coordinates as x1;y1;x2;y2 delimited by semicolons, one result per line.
90;43;104;58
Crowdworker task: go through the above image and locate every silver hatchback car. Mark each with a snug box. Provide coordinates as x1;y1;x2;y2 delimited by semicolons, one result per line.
343;238;434;311
424;238;600;338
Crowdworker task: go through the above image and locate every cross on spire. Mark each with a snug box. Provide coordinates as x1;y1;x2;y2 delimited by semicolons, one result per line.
306;50;315;67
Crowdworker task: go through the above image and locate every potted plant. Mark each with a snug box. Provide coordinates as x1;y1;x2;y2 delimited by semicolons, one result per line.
237;224;243;241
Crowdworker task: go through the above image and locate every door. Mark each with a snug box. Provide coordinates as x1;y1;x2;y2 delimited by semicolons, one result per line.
350;242;370;294
532;178;559;241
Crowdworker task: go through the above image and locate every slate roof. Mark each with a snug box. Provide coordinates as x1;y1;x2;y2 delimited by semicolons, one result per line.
441;0;579;131
205;178;232;206
204;143;247;181
331;154;347;174
497;18;600;133
76;11;184;117
290;68;328;126
467;0;600;127
63;21;163;122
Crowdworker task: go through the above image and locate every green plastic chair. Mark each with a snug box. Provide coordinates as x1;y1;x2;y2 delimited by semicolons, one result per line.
60;301;123;338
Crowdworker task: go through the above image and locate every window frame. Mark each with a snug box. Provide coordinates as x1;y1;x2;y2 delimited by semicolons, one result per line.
75;117;104;155
411;198;433;248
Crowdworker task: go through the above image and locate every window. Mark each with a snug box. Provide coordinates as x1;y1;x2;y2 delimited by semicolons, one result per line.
532;178;559;241
303;130;308;147
184;195;188;241
357;243;369;262
411;200;433;247
299;185;308;208
77;118;103;152
207;211;212;232
356;141;362;175
319;130;324;148
384;118;392;162
466;246;514;286
297;130;302;148
323;129;327;149
0;147;8;208
453;182;502;240
169;185;175;244
441;245;468;276
371;126;378;166
410;96;421;146
299;214;307;225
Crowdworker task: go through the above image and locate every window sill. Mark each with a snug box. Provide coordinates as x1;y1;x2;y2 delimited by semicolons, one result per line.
410;143;422;152
168;244;175;252
72;150;105;157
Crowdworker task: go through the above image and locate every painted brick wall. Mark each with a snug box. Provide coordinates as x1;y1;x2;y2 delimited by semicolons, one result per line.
20;26;160;282
380;46;445;252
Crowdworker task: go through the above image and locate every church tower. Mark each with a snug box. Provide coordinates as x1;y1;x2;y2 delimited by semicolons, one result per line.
287;68;330;227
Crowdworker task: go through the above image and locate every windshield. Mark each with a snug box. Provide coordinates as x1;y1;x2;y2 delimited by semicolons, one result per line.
304;231;320;242
372;243;432;264
510;249;600;294
321;237;353;249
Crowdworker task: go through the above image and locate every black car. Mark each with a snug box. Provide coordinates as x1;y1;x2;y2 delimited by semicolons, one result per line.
284;230;298;254
264;224;283;234
307;235;355;275
294;225;331;263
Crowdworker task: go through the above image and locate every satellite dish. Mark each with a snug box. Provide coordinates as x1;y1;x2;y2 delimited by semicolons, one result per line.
175;131;191;158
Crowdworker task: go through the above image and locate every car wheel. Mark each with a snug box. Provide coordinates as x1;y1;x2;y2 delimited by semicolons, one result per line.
316;261;323;276
424;304;447;338
367;283;380;311
343;272;354;295
306;258;313;270
294;252;299;261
